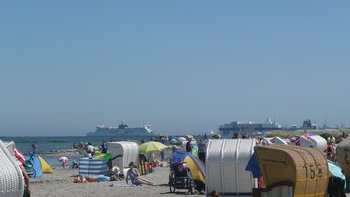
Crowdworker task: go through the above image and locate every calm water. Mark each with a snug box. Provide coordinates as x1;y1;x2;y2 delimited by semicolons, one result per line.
0;136;153;166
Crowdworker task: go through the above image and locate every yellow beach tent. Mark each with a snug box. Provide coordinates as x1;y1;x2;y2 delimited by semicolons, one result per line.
39;156;54;173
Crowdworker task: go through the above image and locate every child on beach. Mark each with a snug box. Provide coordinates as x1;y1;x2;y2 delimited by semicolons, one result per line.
71;160;79;169
58;156;69;169
126;162;154;186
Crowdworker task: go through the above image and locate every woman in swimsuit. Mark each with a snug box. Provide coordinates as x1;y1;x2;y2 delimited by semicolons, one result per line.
126;162;154;186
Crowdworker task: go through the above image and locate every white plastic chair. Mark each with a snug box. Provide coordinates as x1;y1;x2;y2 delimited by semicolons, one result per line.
0;140;24;197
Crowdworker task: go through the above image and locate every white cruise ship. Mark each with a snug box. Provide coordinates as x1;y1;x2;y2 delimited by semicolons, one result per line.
219;118;282;136
86;121;155;137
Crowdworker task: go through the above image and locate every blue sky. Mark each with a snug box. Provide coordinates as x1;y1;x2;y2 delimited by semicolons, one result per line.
1;1;349;136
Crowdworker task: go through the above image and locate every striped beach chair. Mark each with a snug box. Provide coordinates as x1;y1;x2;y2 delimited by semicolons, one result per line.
79;158;108;177
0;140;24;197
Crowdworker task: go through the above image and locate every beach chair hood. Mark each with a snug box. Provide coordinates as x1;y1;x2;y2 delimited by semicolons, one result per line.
255;145;330;197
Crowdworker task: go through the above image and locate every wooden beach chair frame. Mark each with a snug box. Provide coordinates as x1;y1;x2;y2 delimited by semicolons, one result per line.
255;145;330;197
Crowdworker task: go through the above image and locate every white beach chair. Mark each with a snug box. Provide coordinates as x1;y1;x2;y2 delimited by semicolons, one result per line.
0;140;24;197
3;141;15;156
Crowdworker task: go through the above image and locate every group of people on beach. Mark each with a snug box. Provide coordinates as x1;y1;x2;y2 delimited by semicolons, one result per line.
73;140;107;157
72;161;154;186
60;136;208;194
185;136;206;163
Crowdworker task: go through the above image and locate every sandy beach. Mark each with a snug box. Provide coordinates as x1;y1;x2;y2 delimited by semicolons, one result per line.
30;167;204;197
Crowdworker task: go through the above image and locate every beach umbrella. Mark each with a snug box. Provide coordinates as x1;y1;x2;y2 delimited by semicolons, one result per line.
139;141;167;153
328;160;345;180
169;139;177;144
178;137;187;142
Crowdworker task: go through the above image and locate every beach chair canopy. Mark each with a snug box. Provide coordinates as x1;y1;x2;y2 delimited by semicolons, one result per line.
272;137;288;145
307;135;327;149
255;145;330;197
107;141;138;170
206;139;256;195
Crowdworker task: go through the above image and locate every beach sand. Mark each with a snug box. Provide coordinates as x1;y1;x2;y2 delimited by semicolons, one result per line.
30;167;204;197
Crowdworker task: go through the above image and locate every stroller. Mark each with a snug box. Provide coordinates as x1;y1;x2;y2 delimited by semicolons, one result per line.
168;162;195;194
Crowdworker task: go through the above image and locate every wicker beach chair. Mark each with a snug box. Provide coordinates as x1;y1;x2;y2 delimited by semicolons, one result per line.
3;141;15;156
0;140;24;197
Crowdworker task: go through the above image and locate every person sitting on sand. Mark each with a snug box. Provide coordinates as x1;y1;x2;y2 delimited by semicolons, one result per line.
71;160;79;169
105;166;123;181
126;162;154;186
59;156;69;169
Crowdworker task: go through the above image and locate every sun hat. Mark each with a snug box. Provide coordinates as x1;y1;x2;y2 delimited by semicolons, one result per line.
112;166;120;174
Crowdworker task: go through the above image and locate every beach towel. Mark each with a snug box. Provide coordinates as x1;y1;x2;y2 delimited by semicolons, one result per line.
25;152;42;178
245;152;261;178
110;183;137;187
95;175;110;182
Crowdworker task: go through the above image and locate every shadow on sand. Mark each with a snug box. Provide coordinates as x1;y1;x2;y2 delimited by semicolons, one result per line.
158;191;194;195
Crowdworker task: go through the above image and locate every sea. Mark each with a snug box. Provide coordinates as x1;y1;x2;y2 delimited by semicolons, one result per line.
0;136;152;167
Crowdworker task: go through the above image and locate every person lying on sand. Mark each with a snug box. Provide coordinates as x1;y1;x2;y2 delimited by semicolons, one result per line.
126;162;154;186
74;175;121;183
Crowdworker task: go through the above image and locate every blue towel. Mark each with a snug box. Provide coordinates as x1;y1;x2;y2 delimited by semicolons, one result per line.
245;152;261;178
